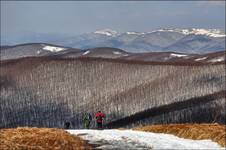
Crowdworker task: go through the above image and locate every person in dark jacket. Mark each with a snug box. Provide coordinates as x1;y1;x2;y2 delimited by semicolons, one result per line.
95;111;106;129
83;113;92;129
64;121;70;129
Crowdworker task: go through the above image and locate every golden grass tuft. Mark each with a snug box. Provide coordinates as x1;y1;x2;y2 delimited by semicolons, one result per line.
134;123;226;147
0;127;92;150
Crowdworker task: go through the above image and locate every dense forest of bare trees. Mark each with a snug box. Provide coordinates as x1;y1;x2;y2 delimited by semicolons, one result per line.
0;57;225;128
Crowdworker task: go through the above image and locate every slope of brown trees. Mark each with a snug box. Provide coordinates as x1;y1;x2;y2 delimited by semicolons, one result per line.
0;57;225;128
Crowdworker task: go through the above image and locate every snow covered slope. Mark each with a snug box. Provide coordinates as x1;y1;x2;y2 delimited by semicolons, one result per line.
68;129;224;149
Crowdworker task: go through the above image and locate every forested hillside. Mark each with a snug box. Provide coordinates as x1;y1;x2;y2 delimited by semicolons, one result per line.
0;57;225;128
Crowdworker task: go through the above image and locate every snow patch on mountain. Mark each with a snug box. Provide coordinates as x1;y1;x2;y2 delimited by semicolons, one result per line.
94;28;225;38
208;56;225;63
43;46;66;52
82;50;90;55
113;51;122;55
156;28;225;38
170;53;187;57
126;32;146;35
94;29;118;36
195;57;208;61
184;29;225;37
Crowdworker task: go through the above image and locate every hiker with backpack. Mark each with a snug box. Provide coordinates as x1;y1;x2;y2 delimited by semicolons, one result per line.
83;113;92;129
95;111;106;129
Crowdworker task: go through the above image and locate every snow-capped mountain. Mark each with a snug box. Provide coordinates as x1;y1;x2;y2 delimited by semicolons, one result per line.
2;28;225;53
51;28;225;53
151;28;225;38
94;28;225;38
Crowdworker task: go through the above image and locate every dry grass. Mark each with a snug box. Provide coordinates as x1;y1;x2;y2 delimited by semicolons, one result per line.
135;123;226;147
0;127;92;150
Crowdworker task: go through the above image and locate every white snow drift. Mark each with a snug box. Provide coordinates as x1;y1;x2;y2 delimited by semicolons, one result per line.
68;129;224;149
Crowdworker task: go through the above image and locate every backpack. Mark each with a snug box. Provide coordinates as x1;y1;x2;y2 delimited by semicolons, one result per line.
96;114;103;122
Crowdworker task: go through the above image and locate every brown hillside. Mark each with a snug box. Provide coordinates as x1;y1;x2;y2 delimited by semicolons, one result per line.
0;56;225;128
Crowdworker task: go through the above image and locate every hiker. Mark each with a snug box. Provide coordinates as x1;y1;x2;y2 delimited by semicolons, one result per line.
95;111;106;129
83;113;92;129
64;121;70;129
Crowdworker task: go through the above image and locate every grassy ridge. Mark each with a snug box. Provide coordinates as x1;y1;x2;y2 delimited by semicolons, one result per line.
0;127;91;150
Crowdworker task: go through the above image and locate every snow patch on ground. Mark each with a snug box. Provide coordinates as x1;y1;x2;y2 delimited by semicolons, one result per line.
43;46;66;52
195;57;208;61
68;129;224;150
208;56;225;63
82;51;90;55
170;53;187;57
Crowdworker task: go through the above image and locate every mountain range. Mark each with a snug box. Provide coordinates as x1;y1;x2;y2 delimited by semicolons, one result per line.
0;28;225;129
2;28;225;53
0;43;225;64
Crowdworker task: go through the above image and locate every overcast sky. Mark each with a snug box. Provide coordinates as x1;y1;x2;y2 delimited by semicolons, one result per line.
1;1;225;37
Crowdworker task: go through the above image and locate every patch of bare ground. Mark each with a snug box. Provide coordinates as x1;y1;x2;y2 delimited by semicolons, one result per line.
0;127;92;150
134;123;226;147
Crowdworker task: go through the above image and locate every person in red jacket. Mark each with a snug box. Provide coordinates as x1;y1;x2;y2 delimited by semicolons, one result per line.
95;111;106;129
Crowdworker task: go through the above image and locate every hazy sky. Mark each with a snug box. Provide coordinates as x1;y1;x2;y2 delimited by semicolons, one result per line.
1;1;225;36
